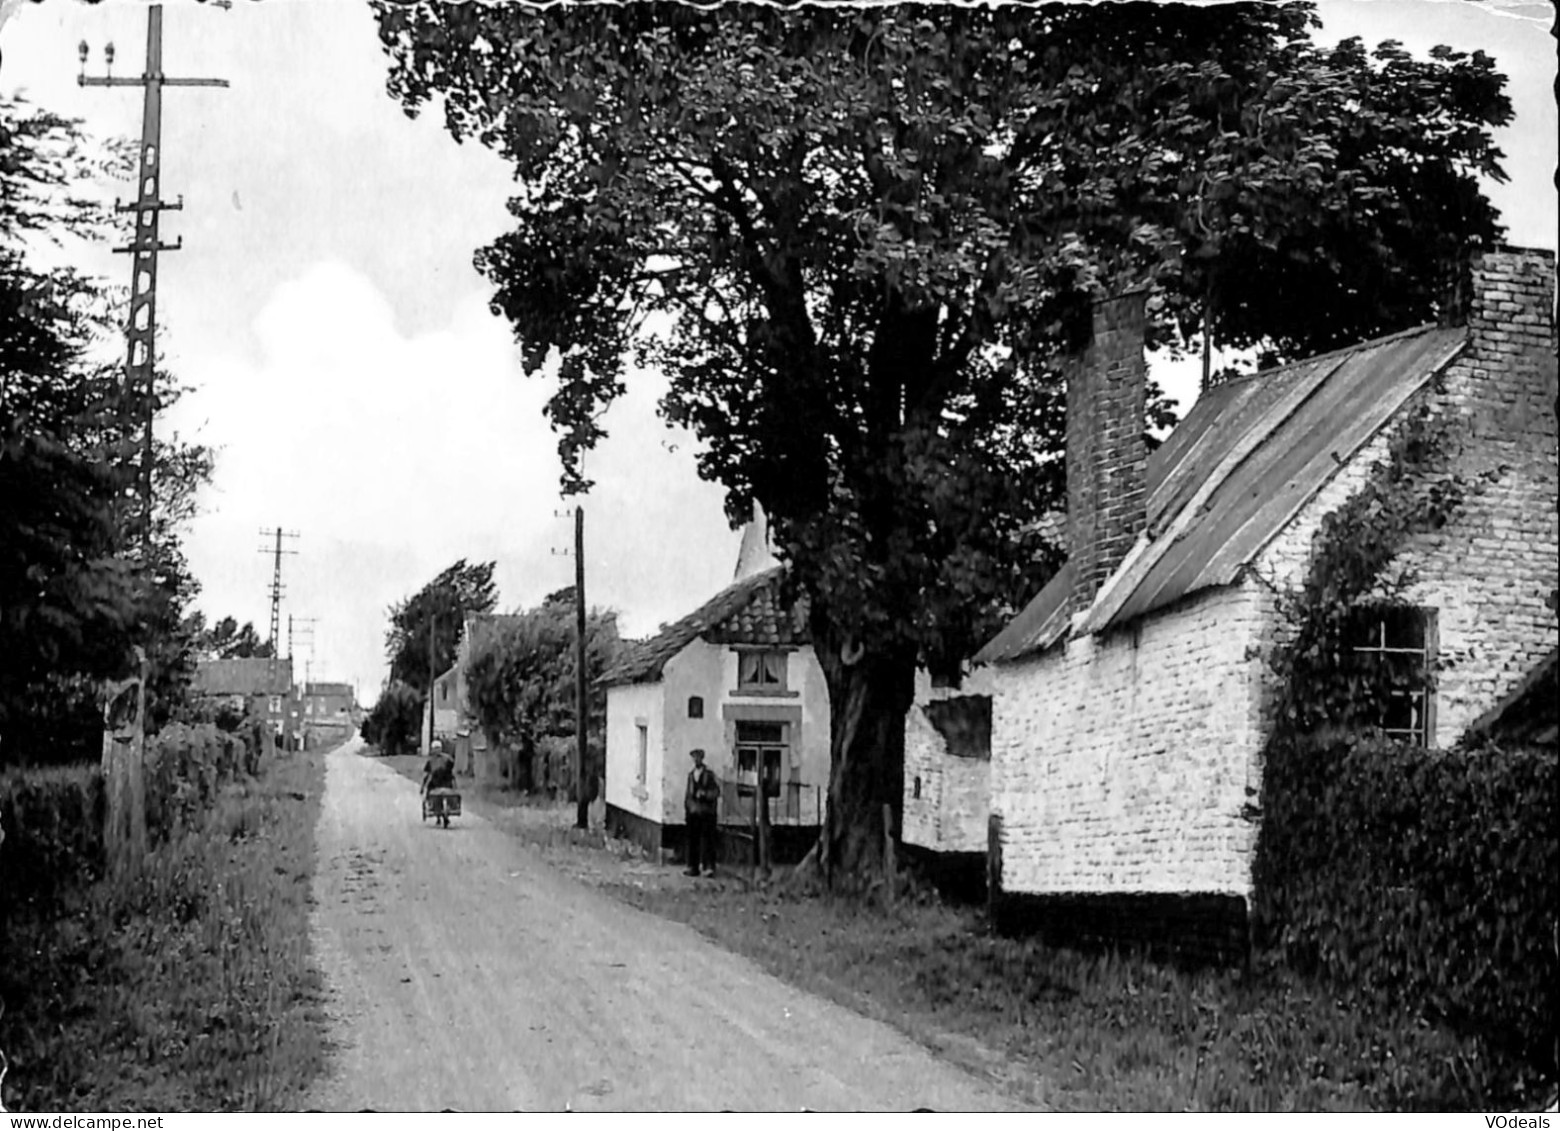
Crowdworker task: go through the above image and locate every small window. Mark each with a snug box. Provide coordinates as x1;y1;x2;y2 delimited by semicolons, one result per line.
636;724;648;783
687;696;704;719
735;720;784;745
737;650;787;692
1347;604;1436;747
913;776;922;800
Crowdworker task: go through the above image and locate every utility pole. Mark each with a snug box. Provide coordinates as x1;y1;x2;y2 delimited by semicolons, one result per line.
258;528;300;659
78;2;226;875
425;612;437;757
574;504;589;830
79;5;227;550
287;614;318;667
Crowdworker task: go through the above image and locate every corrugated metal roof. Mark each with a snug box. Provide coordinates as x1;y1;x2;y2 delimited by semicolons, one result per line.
974;561;1074;666
978;323;1468;664
598;566;807;687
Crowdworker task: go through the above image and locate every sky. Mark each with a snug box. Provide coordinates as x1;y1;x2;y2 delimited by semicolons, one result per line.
2;0;1555;703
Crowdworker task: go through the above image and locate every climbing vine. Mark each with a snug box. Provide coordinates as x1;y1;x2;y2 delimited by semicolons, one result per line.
1251;387;1557;1076
1264;390;1473;739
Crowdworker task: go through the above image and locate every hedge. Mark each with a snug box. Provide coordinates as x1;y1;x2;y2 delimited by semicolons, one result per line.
2;719;271;917
1253;731;1558;1072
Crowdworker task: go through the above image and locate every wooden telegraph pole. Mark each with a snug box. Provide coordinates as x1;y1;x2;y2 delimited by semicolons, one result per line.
574;505;590;830
79;4;226;872
426;612;437;757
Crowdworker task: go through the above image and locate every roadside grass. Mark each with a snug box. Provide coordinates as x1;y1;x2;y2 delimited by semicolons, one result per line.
593;879;1548;1113
0;744;332;1112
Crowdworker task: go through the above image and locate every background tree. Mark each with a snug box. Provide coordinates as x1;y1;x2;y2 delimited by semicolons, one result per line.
464;588;622;790
361;681;423;758
2;93;212;764
189;614;276;660
383;558;498;698
376;1;1510;884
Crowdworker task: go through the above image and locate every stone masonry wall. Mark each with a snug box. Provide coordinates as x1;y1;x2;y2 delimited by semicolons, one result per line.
990;580;1267;898
903;667;994;854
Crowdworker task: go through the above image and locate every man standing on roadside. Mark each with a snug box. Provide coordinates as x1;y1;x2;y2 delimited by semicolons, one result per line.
684;747;719;877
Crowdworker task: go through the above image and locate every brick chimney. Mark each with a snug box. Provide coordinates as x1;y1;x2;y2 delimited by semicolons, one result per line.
1067;290;1150;617
1466;246;1556;370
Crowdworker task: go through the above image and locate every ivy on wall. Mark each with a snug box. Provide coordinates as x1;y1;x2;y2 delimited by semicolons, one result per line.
1251;387;1557;1074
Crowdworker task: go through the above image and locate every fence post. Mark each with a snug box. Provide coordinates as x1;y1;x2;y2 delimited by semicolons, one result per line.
757;773;772;880
100;647;148;875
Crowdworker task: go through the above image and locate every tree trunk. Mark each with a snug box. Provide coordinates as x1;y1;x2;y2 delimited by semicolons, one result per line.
810;625;916;892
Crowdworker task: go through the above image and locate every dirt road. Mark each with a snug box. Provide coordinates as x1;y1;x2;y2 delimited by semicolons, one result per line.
304;739;1022;1112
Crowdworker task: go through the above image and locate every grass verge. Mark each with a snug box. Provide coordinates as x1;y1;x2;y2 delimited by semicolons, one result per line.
0;744;332;1112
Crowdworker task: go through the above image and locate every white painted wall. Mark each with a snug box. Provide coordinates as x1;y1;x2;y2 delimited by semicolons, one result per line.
604;681;665;824
992;580;1268;898
904;666;995;854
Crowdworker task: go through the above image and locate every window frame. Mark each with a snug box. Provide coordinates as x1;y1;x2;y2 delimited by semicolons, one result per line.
1347;603;1437;747
734;648;791;695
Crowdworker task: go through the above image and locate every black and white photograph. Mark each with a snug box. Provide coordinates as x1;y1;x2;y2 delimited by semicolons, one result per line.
1;0;1555;1114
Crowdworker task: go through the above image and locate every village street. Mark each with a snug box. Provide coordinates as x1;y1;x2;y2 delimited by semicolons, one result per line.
303;738;1022;1113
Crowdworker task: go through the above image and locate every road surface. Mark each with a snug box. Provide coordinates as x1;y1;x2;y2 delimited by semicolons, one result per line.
304;738;1023;1112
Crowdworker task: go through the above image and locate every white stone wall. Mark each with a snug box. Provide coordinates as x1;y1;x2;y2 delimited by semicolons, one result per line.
991;581;1268;897
661;641;731;824
604;681;664;823
904;667;994;854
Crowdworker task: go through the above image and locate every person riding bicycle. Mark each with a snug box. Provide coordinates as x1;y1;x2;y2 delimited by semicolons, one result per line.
422;739;456;826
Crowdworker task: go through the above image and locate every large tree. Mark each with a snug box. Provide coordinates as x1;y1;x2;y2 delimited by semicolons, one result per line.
384;558;498;697
375;1;1510;884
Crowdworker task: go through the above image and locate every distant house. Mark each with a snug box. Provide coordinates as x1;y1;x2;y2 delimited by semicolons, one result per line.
599;561;829;864
302;681;356;746
192;657;295;744
977;247;1557;958
422;664;461;759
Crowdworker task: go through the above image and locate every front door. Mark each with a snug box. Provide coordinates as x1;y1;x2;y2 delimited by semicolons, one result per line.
734;720;787;822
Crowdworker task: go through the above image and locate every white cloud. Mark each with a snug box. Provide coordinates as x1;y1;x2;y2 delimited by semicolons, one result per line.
169;261;738;696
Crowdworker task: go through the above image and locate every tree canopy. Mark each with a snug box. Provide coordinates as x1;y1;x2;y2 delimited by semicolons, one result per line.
190;614;276;660
2;94;212;763
463;587;622;787
384;559;498;697
376;0;1511;880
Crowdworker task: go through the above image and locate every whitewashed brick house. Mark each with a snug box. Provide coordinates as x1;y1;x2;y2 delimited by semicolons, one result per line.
978;247;1558;956
600;564;830;863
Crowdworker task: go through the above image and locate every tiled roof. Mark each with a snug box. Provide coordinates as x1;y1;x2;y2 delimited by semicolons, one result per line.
599;567;808;687
979;323;1468;664
192;658;293;697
